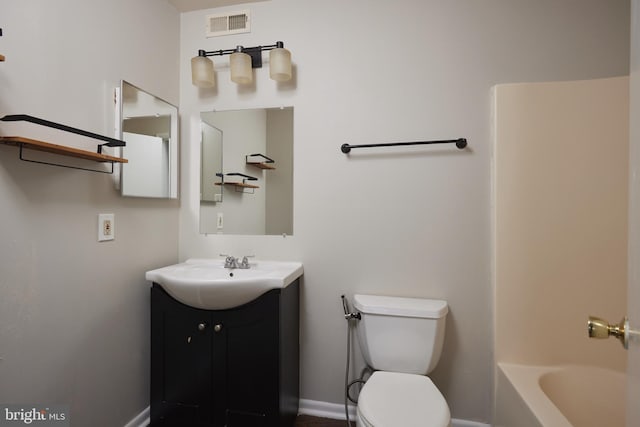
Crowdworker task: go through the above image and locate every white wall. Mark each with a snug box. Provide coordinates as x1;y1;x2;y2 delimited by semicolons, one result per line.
0;1;179;426
178;0;630;422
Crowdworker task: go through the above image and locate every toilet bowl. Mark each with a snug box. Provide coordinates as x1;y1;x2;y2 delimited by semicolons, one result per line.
356;371;450;427
353;294;451;427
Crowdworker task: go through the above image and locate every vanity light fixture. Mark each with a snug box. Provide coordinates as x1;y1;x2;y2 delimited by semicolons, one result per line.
191;41;292;88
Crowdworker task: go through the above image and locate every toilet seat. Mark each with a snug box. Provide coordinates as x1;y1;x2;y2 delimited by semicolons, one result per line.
357;371;450;427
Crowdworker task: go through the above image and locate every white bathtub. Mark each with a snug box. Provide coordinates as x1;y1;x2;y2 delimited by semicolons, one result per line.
495;363;625;427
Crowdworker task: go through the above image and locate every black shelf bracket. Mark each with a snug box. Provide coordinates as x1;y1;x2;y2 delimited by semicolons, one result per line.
246;153;275;163
0;114;127;174
215;172;259;194
18;144;115;174
1;114;126;153
216;172;258;183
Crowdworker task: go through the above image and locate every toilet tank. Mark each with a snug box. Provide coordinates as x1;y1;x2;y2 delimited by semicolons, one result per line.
353;294;448;375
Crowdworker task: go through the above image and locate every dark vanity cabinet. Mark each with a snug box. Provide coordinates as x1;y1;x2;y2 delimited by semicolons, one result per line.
150;280;299;427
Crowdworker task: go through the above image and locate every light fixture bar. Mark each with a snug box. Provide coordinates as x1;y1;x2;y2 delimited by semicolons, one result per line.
198;41;285;69
192;41;291;88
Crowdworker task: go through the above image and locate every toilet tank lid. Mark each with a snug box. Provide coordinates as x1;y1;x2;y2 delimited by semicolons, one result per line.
353;294;448;319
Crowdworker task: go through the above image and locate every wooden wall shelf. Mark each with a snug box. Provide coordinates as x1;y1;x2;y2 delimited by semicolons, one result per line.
215;181;259;189
0;136;127;173
214;172;259;193
247;161;276;170
0;136;128;163
0;114;128;174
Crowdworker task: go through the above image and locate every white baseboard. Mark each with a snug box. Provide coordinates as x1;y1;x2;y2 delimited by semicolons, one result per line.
299;398;357;420
123;406;149;427
126;401;491;427
298;399;491;427
452;419;492;427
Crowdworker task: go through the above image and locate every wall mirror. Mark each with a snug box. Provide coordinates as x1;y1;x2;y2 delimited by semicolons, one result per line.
118;80;178;199
199;107;293;236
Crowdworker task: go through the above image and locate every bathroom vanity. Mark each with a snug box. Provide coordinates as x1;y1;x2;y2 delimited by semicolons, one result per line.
147;259;302;427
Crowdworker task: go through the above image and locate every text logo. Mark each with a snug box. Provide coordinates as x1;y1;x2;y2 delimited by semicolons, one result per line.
0;405;69;426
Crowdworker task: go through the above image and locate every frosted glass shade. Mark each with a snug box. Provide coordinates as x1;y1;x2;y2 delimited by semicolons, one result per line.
230;52;253;84
191;56;215;88
269;47;292;82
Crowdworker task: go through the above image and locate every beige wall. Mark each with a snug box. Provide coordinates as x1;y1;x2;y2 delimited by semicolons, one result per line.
494;77;629;370
179;1;630;423
0;1;180;426
0;1;632;425
627;1;640;425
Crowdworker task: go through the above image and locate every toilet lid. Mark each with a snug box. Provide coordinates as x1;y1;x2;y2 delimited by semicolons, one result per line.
358;371;450;427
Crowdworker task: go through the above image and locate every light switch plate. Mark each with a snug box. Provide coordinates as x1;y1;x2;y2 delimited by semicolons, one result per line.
98;213;115;241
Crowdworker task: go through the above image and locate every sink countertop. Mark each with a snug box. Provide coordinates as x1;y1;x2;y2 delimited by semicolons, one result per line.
146;258;303;310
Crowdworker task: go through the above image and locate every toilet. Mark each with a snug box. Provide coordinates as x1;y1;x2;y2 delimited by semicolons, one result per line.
353;294;451;427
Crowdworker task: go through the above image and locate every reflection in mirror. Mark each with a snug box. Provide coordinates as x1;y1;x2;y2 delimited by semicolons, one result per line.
200;121;223;203
199;107;293;236
119;80;178;199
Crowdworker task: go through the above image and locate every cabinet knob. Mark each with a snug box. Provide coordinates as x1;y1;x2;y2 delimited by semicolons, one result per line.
198;322;207;331
214;323;223;333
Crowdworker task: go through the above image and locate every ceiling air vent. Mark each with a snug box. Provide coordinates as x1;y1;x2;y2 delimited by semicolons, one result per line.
205;10;250;38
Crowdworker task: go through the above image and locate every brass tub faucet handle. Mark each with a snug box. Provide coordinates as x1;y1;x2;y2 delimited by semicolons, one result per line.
587;315;628;349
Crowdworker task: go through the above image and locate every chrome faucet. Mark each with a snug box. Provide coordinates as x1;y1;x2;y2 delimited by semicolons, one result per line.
239;256;253;269
221;254;253;269
222;255;239;269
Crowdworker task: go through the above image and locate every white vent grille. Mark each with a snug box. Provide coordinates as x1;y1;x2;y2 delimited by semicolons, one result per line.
205;10;250;38
209;16;228;34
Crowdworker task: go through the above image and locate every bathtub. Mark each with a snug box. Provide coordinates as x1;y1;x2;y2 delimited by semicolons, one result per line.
495;363;625;427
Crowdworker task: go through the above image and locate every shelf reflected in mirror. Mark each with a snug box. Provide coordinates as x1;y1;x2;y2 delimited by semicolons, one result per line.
199;107;293;236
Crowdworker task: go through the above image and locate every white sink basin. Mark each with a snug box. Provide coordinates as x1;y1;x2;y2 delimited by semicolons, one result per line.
145;258;303;310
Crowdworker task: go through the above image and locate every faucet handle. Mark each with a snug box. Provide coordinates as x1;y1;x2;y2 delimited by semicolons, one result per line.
239;255;254;269
587;315;629;349
221;254;239;268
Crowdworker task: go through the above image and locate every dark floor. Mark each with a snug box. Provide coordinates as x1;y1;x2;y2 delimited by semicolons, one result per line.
295;415;354;427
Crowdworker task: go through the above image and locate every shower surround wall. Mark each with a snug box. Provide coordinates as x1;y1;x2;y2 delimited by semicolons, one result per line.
178;0;630;423
493;77;629;370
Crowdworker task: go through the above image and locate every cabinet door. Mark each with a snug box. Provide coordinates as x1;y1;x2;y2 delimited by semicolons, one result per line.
214;290;281;427
151;285;213;426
